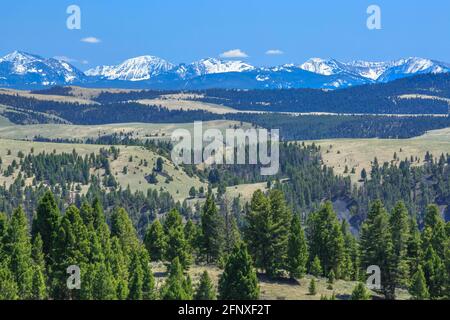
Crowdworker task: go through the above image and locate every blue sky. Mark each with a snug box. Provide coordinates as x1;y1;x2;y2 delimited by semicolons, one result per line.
1;0;450;69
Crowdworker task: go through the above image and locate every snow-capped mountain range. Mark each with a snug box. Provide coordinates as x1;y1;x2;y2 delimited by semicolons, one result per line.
300;57;450;82
0;51;87;87
1;50;449;90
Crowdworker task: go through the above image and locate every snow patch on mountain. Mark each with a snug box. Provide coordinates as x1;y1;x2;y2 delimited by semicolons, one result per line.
0;51;86;85
176;58;254;79
85;55;175;81
300;58;344;76
300;57;450;82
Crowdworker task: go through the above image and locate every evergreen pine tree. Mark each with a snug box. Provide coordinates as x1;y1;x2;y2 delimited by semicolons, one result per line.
351;283;371;300
92;262;116;300
183;274;194;300
201;194;225;263
160;257;192;300
31;234;47;300
111;207;139;256
0;259;19;300
341;220;359;281
360;200;395;299
32;191;60;266
164;209;191;269
4;206;33;299
267;190;292;277
422;245;446;299
308;278;317;295
128;250;144;300
310;255;323;277
389;201;410;288
184;219;200;257
245;190;271;274
140;246;155;300
245;190;291;278
423;205;447;258
218;243;259;300
195;271;216;300
52;205;90;299
287;214;308;279
110;237;129;300
410;266;430;300
307;202;344;278
0;212;7;245
144;219;166;262
407;217;422;276
221;198;241;257
328;269;335;284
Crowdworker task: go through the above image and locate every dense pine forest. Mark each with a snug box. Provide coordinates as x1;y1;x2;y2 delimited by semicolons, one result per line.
0;138;448;300
0;142;448;237
0;189;448;300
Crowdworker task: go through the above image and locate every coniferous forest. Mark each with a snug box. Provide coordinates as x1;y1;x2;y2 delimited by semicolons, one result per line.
0;140;448;301
0;189;448;300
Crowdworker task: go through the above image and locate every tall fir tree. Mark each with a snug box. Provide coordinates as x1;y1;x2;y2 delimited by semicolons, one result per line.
310;255;323;277
307;202;344;278
407;217;422;276
110;236;129;300
31;234;47;299
164;209;191;269
423;205;447;258
287;214;308;279
128;250;144;300
201;194;225;263
220;198;241;257
184;219;201;257
144;219;166;262
32;191;60;266
422;245;446;299
267;190;292;277
218;243;259;300
308;278;317;295
410;265;430;300
139;246;155;300
0;212;7;245
340;220;359;281
52;205;90;299
360;200;395;299
245;190;271;274
195;271;216;300
4;206;34;299
111;207;139;257
92;262;116;300
0;259;19;300
245;190;291;277
389;201;410;288
160;257;193;300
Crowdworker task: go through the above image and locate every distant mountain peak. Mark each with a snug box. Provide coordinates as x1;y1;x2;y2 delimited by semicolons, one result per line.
300;58;343;76
0;50;85;85
85;55;175;81
300;57;450;82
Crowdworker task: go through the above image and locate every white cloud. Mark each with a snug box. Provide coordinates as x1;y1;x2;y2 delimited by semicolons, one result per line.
266;49;284;56
81;60;89;65
220;49;248;59
81;37;101;44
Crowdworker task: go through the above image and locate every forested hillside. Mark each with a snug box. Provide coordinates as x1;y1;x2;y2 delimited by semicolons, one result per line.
1;91;450;140
1;188;448;300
